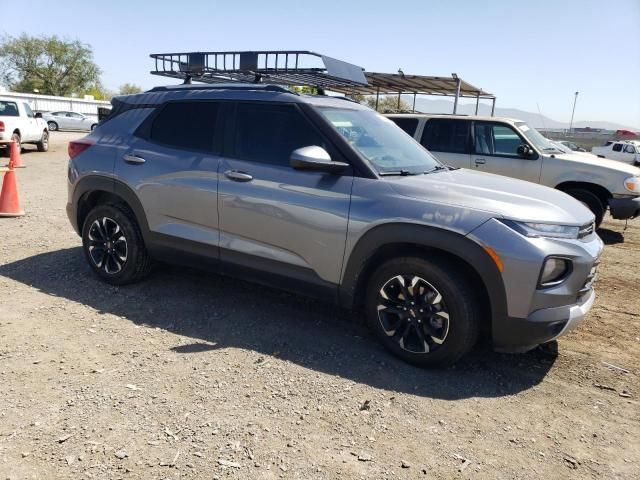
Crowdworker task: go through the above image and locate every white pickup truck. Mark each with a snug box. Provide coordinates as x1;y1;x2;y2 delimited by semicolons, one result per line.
0;97;49;153
592;141;640;166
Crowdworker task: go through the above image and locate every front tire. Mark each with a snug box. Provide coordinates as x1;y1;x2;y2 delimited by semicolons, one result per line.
81;204;152;285
565;188;605;228
365;257;480;367
36;130;49;152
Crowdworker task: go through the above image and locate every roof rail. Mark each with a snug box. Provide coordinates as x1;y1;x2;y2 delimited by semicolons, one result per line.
149;50;367;90
147;83;292;94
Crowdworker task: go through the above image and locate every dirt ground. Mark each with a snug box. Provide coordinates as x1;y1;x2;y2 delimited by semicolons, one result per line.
0;131;638;480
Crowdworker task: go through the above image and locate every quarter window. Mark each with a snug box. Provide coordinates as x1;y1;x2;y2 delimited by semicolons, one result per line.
421;119;470;153
474;122;524;156
233;103;326;165
150;102;220;153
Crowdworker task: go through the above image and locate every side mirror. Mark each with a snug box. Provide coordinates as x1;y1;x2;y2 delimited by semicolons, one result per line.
290;146;349;174
577;147;586;152
517;144;536;158
35;112;43;119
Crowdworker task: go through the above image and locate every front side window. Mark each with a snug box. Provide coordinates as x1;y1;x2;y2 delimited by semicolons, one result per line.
421;119;470;153
0;101;19;117
233;103;326;165
317;107;440;174
612;144;623;152
150;101;220;153
23;103;35;118
625;145;636;153
474;122;525;156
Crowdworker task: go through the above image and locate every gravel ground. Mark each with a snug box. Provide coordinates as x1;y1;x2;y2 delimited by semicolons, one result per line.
0;131;638;480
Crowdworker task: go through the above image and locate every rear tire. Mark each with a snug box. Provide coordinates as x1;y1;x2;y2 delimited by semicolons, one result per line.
90;124;97;131
36;130;49;152
47;121;58;131
365;256;480;367
565;188;605;228
81;203;153;285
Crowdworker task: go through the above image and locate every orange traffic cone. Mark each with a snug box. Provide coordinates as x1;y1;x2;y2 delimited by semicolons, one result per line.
0;169;25;217
8;140;24;169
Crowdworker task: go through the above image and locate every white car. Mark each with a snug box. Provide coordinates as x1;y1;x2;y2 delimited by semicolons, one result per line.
592;141;640;165
42;111;98;132
0;98;49;152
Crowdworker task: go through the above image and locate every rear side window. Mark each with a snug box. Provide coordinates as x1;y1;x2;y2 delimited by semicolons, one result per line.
612;144;622;152
0;101;19;117
421;119;470;153
390;117;419;136
150;102;220;152
233;103;325;165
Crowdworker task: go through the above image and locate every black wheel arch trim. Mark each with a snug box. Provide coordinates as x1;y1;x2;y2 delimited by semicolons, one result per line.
339;223;508;337
72;175;151;239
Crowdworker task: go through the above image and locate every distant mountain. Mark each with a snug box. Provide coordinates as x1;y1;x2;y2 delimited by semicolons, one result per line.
404;97;640;132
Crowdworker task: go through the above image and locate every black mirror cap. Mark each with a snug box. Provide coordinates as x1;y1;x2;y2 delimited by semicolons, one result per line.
35;112;43;118
517;144;537;158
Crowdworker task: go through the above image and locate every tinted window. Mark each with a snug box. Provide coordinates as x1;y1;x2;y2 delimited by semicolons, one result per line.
0;101;19;117
421;119;470;153
612;143;623;152
390;117;419;136
474;122;523;156
150;102;220;152
233;103;325;165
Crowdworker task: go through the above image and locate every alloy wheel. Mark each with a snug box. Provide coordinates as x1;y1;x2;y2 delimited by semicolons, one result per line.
87;217;128;274
376;275;450;353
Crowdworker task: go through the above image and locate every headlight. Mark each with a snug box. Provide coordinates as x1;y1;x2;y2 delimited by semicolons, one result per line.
500;219;579;239
624;176;640;194
539;257;571;287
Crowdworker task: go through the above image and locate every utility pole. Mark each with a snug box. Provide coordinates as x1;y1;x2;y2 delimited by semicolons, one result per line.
568;91;579;135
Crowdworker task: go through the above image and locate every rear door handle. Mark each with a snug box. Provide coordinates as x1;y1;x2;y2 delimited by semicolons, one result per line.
224;170;253;182
474;158;486;165
123;154;146;165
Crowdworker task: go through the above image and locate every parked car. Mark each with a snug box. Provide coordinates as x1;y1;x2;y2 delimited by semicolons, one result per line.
387;114;640;226
0;97;49;153
592;141;640;166
67;85;603;366
557;140;587;152
43;111;98;132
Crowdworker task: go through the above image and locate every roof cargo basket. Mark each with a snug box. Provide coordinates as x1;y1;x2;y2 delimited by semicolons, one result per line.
150;50;368;90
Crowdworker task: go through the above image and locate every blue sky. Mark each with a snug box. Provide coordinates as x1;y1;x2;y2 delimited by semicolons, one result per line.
6;0;640;127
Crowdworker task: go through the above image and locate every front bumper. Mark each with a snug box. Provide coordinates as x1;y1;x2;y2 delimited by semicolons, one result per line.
493;289;595;352
609;196;640;220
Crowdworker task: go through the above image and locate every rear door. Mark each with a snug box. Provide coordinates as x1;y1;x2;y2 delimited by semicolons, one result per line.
115;101;223;258
471;121;542;183
217;101;353;290
419;118;472;168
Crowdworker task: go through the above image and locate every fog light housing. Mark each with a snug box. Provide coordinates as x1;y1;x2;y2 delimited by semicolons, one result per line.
539;257;571;287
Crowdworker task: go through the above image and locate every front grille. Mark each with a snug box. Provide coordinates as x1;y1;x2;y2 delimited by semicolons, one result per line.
577;221;595;239
578;258;600;296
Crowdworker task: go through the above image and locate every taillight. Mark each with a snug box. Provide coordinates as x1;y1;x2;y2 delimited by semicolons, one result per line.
68;140;94;159
0;121;4;132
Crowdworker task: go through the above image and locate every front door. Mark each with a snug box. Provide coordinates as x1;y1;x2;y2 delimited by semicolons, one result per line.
218;102;353;289
471;121;542;183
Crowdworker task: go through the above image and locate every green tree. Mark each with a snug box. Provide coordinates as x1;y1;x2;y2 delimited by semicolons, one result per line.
365;95;411;113
0;34;101;96
119;83;143;95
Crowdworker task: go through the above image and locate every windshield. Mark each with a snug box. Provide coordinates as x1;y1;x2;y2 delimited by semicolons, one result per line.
318;107;441;174
514;122;563;153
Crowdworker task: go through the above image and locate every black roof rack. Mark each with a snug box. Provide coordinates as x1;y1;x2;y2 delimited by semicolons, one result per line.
147;83;291;94
149;50;367;90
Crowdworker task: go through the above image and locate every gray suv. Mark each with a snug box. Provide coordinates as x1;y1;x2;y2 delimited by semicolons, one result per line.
66;84;603;366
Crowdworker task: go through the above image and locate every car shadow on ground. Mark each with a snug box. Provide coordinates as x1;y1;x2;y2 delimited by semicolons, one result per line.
0;247;558;400
597;228;625;245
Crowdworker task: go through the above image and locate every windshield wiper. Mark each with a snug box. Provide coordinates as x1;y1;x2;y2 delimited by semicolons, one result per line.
378;169;415;176
424;165;449;174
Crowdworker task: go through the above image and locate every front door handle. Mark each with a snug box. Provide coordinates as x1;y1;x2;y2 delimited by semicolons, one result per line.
224;170;253;182
123;154;146;165
474;158;486;165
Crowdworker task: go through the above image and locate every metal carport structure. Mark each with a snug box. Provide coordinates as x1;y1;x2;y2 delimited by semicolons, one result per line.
329;72;496;115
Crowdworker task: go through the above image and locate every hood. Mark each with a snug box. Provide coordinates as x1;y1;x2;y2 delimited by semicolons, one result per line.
553;152;640;175
386;168;594;226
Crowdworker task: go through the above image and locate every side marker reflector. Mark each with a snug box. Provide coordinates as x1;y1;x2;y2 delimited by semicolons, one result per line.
484;246;504;273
